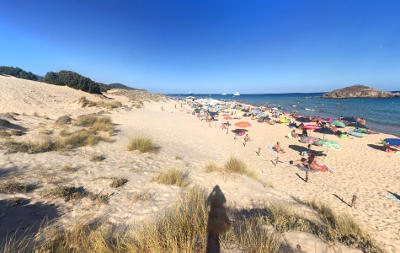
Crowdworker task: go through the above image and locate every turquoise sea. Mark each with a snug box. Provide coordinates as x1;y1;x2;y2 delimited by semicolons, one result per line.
168;93;400;137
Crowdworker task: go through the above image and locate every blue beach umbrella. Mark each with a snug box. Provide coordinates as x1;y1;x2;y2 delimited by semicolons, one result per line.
383;138;400;147
296;117;311;123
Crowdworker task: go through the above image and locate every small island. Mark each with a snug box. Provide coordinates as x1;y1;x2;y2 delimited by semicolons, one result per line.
321;84;399;98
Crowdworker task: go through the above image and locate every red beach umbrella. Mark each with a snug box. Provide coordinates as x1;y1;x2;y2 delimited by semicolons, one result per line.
235;122;252;128
303;125;321;130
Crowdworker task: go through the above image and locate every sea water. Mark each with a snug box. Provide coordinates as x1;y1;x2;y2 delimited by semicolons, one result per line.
169;93;400;137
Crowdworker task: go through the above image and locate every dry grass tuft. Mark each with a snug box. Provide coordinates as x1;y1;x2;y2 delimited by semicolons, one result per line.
45;186;88;201
127;137;159;153
38;127;53;135
55;115;72;126
10;129;25;136
131;191;155;202
78;96;122;109
89;193;110;204
204;161;221;173
225;157;257;179
308;200;384;253
0;181;37;193
110;177;128;188
0;130;11;138
59;129;110;148
89;154;106;162
62;164;79;173
74;115;113;132
4;136;56;154
152;168;189;187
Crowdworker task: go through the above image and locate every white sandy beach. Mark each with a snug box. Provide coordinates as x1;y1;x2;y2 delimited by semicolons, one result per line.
0;75;399;252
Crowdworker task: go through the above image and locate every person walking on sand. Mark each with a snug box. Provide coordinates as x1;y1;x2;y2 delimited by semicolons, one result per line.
243;134;250;147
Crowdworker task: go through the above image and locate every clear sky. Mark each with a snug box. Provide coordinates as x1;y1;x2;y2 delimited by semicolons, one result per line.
1;0;399;93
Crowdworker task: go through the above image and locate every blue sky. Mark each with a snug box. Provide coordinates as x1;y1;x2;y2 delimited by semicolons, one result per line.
0;0;399;93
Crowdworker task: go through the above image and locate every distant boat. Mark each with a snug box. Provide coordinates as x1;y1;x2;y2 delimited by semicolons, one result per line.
187;91;193;95
221;92;227;96
233;92;240;96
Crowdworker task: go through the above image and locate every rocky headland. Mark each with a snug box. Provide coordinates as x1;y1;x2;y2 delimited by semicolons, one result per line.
322;84;399;98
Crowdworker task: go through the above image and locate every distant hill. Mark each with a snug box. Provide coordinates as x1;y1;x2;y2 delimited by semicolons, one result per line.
106;83;139;90
0;65;142;94
322;84;400;98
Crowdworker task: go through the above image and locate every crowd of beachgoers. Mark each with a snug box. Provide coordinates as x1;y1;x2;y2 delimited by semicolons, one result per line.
177;96;400;176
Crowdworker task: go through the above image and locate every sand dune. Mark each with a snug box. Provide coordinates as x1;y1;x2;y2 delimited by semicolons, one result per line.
0;76;399;252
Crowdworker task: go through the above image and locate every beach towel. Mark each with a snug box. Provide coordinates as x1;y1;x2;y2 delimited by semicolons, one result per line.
267;146;277;152
384;193;400;205
292;164;334;174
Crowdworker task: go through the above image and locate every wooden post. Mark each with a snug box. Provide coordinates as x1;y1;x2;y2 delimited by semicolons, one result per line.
351;195;357;208
305;171;309;182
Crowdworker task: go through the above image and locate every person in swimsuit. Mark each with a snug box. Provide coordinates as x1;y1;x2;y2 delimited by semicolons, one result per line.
274;142;285;153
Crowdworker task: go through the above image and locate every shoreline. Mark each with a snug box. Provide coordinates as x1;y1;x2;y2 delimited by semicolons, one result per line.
169;94;400;137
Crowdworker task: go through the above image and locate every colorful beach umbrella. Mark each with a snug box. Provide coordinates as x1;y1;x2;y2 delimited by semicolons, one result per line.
296;117;312;123
280;118;290;123
302;125;321;130
235;122;252;128
300;136;321;144
383;138;400;147
330;121;346;128
315;139;341;150
324;118;334;122
224;116;233;120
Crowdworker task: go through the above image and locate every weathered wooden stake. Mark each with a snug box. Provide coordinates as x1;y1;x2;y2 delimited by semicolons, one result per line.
351;195;357;208
305;171;309;182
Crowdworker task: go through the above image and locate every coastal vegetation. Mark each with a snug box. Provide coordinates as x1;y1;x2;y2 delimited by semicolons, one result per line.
205;157;258;179
127;137;159;153
43;70;103;94
2;187;382;252
152;168;189;187
0;66;39;81
1;115;113;153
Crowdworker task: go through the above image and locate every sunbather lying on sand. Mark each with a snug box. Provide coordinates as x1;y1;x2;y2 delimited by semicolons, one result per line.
308;154;333;173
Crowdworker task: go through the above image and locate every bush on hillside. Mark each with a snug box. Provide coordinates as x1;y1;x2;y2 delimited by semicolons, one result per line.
43;70;102;94
0;66;38;80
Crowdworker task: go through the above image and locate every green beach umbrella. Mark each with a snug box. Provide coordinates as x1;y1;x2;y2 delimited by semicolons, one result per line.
279;117;290;123
315;139;341;150
330;121;346;128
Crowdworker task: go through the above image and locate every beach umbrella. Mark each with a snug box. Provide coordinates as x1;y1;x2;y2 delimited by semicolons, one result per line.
194;109;200;113
330;121;345;128
315;127;335;135
302;125;321;130
235;122;252;127
383;138;400;147
237;108;244;111
324;118;334;122
250;110;261;114
205;106;213;110
300;136;320;144
280;118;290;123
296;117;312;123
224;116;233;120
315;139;341;150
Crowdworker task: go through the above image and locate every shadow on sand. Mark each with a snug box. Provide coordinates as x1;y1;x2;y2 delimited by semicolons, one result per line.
0;198;59;246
